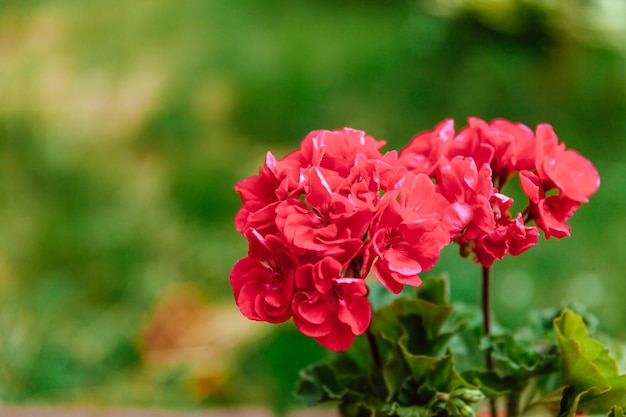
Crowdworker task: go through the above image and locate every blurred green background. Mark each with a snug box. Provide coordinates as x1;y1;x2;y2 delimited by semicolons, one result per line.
0;0;625;414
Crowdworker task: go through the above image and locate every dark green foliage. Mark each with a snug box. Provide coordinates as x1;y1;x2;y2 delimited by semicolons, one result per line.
296;278;626;416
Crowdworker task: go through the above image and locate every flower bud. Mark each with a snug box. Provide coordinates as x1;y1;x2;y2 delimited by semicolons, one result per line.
449;398;467;415
450;388;485;404
458;403;476;417
458;389;485;404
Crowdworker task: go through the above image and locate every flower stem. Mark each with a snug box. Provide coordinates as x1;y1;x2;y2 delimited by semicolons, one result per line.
366;328;382;369
482;266;497;417
482;266;493;371
507;390;520;417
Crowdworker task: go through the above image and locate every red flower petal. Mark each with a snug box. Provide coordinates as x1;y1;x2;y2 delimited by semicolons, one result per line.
314;321;356;352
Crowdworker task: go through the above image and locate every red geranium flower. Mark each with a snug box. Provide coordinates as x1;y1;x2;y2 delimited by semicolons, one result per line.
397;118;456;177
230;229;297;323
275;167;371;264
534;124;600;203
437;156;496;240
472;193;539;267
234;151;302;235
452;118;536;188
364;174;450;294
298;127;387;178
519;168;582;238
292;258;371;351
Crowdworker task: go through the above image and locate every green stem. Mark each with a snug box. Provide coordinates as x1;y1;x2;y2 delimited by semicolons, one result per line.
482;266;497;417
366;328;382;370
482;266;493;371
507;390;520;417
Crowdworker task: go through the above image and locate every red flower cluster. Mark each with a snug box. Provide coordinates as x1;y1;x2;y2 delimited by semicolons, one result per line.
399;118;599;265
231;120;599;351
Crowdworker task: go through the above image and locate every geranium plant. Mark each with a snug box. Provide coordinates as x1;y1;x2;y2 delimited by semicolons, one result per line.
230;118;625;416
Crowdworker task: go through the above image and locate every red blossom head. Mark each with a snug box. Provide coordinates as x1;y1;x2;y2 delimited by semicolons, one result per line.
516;124;599;239
230;120;599;350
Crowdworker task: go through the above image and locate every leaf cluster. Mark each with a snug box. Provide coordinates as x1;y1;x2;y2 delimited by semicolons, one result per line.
295;276;626;417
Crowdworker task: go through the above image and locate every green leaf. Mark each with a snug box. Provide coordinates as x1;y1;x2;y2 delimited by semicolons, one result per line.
392;376;438;408
398;347;472;393
379;333;412;400
414;275;449;305
385;402;431;417
294;346;369;405
521;386;567;417
295;363;342;406
579;374;626;412
522;385;607;417
367;276;471;402
461;369;514;398
553;309;617;393
530;303;599;337
560;386;607;417
608;406;626;417
338;392;380;417
552;309;626;415
445;303;485;371
369;276;455;355
486;333;558;379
